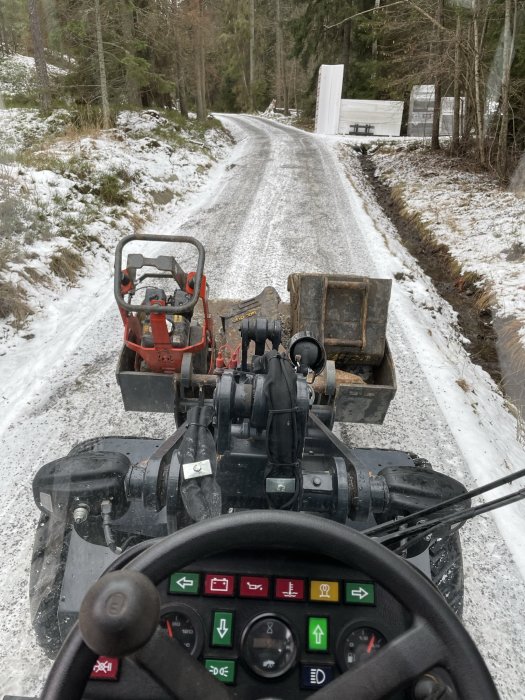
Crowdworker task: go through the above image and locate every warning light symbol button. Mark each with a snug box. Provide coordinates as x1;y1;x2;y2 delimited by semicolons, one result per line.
310;580;340;603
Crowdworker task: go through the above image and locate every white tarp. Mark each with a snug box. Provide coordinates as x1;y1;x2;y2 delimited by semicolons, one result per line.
338;99;404;137
315;64;344;135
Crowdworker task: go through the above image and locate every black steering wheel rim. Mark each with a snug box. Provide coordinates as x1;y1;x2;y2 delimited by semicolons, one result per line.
40;510;499;700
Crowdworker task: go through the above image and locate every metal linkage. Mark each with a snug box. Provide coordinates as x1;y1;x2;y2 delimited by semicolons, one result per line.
364;467;525;538
364;468;525;555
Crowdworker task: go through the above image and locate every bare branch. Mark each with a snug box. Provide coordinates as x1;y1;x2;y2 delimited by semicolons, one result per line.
325;0;454;36
324;1;407;30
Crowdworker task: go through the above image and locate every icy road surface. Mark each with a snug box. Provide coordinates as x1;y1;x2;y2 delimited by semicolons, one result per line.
1;115;525;697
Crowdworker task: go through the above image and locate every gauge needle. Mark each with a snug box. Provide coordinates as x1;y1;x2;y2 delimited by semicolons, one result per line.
166;620;174;639
366;634;376;654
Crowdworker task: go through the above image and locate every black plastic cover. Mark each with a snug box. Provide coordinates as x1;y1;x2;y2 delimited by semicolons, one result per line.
379;465;468;518
33;451;131;521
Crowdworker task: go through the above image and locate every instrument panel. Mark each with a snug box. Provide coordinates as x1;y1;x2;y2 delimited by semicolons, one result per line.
85;549;411;699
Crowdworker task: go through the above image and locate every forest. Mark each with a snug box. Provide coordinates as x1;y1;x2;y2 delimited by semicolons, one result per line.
0;0;523;179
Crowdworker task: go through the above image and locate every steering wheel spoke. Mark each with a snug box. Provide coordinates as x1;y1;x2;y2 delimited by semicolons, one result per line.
311;618;446;700
132;629;231;700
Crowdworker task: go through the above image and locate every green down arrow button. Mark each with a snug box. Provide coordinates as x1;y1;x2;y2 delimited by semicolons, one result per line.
212;611;234;647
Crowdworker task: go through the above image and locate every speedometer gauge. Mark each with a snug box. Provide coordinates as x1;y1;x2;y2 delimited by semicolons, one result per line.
160;604;204;656
339;626;386;669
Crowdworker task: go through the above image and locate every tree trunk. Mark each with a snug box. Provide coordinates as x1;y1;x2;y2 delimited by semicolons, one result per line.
249;0;255;111
283;63;289;115
497;0;516;178
41;0;64;57
275;0;289;115
452;13;462;153
175;42;188;118
194;0;206;120
275;0;282;107
472;0;485;165
119;0;141;108
431;82;442;150
372;0;380;61
0;5;8;56
292;57;297;112
342;20;351;95
94;0;111;129
28;0;51;113
430;0;443;150
460;23;474;147
170;0;188;117
200;22;206;115
195;43;205;119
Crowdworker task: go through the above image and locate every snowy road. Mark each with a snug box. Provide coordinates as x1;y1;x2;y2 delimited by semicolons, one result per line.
1;115;525;698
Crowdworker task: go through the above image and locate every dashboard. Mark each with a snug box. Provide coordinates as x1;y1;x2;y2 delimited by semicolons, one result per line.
82;549;411;699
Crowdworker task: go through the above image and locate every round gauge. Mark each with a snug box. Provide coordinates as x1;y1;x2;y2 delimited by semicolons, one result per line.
339;626;386;669
160;604;203;657
242;615;297;679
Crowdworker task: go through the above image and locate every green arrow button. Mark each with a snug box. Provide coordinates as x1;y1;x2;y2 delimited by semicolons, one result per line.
212;612;234;647
345;582;375;605
205;659;236;684
308;617;328;652
169;572;200;595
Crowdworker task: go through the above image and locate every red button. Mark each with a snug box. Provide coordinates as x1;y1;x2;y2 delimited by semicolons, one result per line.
90;656;120;681
239;576;269;598
275;578;305;601
204;574;235;596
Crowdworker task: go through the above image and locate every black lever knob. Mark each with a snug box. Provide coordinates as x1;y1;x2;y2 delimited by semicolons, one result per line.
79;570;160;657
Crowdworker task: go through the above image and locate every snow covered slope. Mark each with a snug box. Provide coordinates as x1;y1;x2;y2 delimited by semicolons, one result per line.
0;53;67;102
367;142;525;356
0;108;231;346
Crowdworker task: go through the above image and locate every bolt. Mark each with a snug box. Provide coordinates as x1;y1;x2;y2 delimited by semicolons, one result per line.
193;464;201;473
313;477;322;487
277;483;285;492
72;505;89;524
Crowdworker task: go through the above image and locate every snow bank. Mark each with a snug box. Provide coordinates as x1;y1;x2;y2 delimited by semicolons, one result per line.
0;108;232;348
0;53;66;99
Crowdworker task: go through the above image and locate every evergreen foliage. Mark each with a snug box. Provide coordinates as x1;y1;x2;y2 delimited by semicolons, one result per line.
0;0;522;178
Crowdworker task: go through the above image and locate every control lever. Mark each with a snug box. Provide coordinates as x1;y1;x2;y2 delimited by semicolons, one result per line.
78;570;230;700
413;672;455;698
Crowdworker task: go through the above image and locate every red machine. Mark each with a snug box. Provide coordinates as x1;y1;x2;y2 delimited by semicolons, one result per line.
114;234;213;376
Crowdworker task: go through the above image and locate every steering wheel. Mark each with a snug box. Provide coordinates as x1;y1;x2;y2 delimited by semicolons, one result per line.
39;510;499;700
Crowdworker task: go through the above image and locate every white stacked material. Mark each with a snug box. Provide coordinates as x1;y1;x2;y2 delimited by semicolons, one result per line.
407;84;435;137
408;85;464;138
339;99;404;136
315;64;344;135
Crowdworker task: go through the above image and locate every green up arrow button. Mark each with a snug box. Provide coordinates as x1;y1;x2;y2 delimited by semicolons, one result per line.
308;617;328;652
